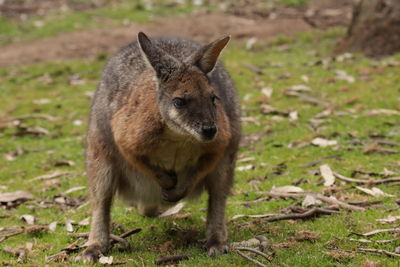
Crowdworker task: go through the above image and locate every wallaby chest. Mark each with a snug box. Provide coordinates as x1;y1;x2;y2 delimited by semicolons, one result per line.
149;129;202;172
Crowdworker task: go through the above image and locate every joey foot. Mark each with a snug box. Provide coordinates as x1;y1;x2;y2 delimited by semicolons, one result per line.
156;170;177;190
162;187;186;202
75;244;104;263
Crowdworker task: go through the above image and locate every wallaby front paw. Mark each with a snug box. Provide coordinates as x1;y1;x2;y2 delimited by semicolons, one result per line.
75;244;103;263
207;243;229;257
161;188;184;202
157;170;178;190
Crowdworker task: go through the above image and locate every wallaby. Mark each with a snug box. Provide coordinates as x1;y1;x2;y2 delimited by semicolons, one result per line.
78;32;241;263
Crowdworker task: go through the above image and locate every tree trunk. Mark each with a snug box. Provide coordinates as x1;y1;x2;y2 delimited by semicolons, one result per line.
336;0;400;57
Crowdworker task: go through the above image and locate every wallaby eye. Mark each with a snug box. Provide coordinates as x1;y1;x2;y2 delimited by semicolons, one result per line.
172;97;187;108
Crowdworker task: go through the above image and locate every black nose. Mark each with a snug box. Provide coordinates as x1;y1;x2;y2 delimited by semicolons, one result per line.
201;125;217;140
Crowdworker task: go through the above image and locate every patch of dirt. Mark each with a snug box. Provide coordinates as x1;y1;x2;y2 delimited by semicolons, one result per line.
0;0;355;67
0;12;311;67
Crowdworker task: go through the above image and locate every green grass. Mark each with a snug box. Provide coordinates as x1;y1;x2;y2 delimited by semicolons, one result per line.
1;17;400;267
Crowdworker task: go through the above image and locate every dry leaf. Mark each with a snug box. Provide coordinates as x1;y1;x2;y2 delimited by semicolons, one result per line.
231;235;268;248
356;186;394;197
335;70;355;83
376;215;400;224
73;120;83;126
326;250;355;260
32;98;51;105
311;138;338;147
65;219;74;232
288;231;320;242
246;37;257;50
0;191;33;203
48;221;58;232
289;111;298;122
361;260;381;267
261;87;273;98
270;185;304;194
64;186;86;195
364;109;400;116
21;215;35;225
30;170;71;181
302;194;322;208
288;85;312;91
320;164;335;186
236;164;254;171
78;218;90;226
159;202;186;217
99;255;113;265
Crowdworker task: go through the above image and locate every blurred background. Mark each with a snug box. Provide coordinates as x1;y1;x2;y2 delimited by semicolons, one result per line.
0;0;356;66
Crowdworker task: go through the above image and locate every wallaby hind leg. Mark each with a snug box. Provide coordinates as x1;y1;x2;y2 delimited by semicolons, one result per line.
77;143;117;263
204;158;234;256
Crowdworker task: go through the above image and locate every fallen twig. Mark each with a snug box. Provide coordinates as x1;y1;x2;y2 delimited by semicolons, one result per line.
69;232;131;250
358;247;400;257
233;249;266;267
0;225;48;243
155;254;190;265
349;238;400;244
350;228;400;237
0;229;24;243
3;246;27;263
49;227;141;262
334;172;400;185
234;247;272;261
229;213;278;222
314;194;365;211
263;208;338;222
29;170;72;181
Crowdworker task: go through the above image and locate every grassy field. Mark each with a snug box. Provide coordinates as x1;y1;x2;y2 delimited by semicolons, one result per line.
1;1;400;266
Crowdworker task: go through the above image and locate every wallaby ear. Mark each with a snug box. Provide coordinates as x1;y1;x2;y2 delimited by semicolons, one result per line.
188;35;230;74
137;32;180;82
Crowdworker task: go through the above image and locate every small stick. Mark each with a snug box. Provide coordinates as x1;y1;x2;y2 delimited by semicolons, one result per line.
349;238;400;244
0;229;24;243
3;246;27;263
118;227;142;239
155;254;190;265
358;247;400;257
350;228;400;237
314;194;365;211
334;172;400;185
69;232;130;249
233;249;266;267
69;228;141;249
263;208;338;222
234;247;272;261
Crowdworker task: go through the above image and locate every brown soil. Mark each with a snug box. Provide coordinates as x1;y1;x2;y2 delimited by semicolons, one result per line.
0;0;355;67
0;13;311;67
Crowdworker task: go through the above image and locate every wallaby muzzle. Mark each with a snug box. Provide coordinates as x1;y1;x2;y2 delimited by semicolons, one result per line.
201;124;217;141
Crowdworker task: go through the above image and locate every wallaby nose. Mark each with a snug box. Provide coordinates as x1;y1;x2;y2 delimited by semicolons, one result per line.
201;125;217;140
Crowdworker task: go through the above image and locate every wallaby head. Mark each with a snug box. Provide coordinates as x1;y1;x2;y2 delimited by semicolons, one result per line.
137;32;230;142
